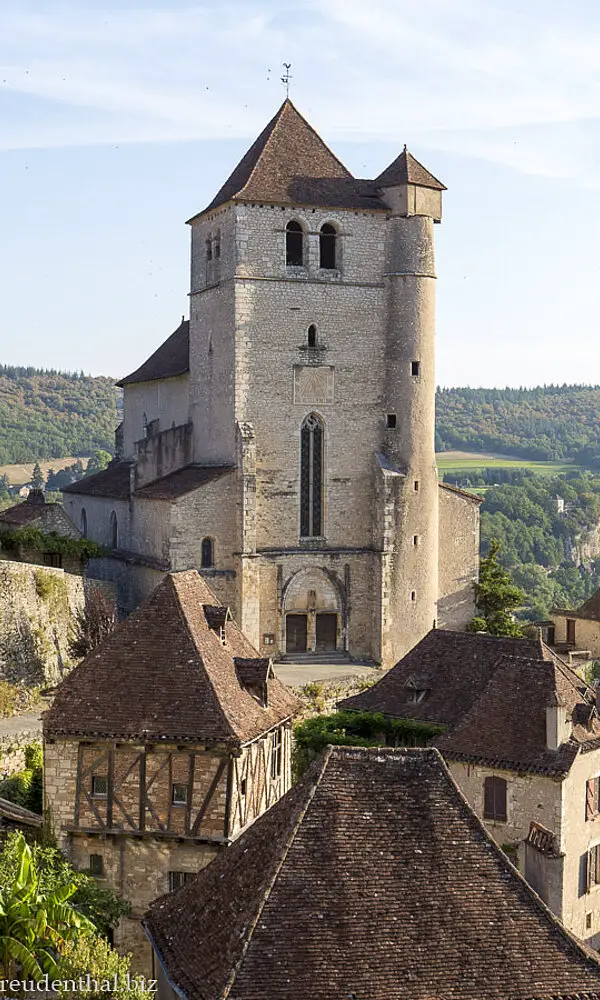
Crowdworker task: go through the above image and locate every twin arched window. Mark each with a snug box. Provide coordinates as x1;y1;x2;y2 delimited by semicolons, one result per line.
201;537;214;568
286;221;338;270
300;414;324;538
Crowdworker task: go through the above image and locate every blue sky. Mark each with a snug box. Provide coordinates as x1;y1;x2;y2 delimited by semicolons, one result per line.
2;0;600;386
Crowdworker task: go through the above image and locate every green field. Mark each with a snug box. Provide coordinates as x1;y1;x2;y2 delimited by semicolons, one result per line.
435;451;579;476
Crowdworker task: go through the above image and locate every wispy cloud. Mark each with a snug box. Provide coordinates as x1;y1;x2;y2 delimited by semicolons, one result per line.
3;0;600;182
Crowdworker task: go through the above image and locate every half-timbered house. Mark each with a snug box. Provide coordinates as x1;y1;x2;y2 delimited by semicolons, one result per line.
43;569;299;973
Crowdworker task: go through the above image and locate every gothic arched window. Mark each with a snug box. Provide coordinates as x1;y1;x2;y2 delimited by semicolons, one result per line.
319;223;337;269
201;537;214;568
109;510;118;549
307;324;317;348
300;414;324;538
286;221;304;267
80;508;87;539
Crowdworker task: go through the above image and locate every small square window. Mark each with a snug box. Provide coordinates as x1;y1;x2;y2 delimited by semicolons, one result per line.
386;414;397;429
89;854;104;876
171;783;187;806
91;775;107;799
168;871;192;892
411;360;421;377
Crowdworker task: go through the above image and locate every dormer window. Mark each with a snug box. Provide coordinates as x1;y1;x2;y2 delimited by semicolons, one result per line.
319;223;337;270
407;688;429;704
286;221;304;267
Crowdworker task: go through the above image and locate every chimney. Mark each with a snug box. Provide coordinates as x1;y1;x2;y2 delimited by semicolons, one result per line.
26;489;45;506
546;695;570;750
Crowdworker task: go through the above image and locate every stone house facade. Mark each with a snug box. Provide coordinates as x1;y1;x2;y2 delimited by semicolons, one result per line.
341;628;600;949
144;747;600;1000
544;588;600;665
43;570;298;974
63;99;480;666
0;491;82;573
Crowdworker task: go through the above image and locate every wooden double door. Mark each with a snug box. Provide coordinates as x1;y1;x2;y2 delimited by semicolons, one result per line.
285;613;338;654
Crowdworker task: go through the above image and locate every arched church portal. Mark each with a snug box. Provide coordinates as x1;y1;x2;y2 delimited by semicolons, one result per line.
281;568;345;656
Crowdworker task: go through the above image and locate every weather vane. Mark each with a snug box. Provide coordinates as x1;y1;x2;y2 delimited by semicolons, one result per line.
281;63;292;97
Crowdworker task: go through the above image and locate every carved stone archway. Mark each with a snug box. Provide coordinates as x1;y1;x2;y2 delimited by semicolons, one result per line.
280;567;346;655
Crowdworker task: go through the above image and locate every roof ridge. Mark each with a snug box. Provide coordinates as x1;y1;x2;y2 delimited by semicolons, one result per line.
169;576;238;743
222;746;334;1000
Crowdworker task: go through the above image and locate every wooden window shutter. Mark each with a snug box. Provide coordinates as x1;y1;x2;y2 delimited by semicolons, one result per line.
495;778;507;822
589;846;597;891
483;777;494;819
587;779;596;821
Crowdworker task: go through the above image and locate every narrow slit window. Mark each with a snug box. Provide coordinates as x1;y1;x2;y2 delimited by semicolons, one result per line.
80;508;88;538
386;414;397;429
307;324;317;348
109;510;118;549
214;230;221;259
206;234;213;261
271;729;282;779
413;535;419;546
411;360;421;376
411;591;416;602
300;414;324;537
414;481;420;492
286;221;304;267
319;223;337;269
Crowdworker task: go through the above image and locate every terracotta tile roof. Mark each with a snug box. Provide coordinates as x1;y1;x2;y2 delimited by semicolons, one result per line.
117;319;189;387
375;146;446;190
43;571;298;743
436;654;596;776
62;462;132;500
134;466;234;501
144;746;600;1000
193;100;388;217
0;796;43;828
339;629;543;726
438;480;484;503
527;821;561;857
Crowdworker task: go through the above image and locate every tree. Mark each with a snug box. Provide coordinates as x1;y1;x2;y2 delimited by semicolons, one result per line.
0;833;94;979
0;832;130;943
56;935;147;1000
468;540;526;637
85;451;112;477
31;463;45;490
68;590;117;660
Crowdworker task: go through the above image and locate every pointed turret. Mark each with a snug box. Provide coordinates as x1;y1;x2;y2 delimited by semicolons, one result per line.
376;146;445;221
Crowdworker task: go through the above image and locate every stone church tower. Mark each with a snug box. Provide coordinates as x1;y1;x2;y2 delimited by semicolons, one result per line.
64;100;480;666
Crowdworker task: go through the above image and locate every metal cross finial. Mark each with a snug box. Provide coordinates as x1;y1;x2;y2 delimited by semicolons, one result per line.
281;63;292;97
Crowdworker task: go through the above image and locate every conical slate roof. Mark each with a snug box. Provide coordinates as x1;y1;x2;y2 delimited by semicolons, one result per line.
43;571;298;744
194;99;387;216
375;146;446;190
144;746;600;1000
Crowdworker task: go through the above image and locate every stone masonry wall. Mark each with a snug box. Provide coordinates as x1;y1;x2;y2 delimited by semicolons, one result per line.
0;560;87;685
437;485;479;630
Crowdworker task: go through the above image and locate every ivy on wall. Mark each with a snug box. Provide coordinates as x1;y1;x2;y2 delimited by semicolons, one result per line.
0;527;104;562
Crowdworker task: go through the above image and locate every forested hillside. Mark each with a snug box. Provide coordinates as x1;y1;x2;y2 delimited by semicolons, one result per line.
436;385;600;465
0;366;117;464
479;472;600;619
